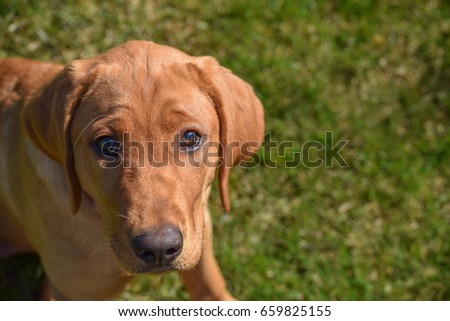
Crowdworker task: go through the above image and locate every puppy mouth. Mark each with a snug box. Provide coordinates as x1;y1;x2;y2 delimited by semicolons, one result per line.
114;249;200;275
112;252;180;275
130;264;177;274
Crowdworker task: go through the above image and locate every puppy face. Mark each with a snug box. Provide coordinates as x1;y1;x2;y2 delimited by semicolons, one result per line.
22;41;264;275
71;60;220;273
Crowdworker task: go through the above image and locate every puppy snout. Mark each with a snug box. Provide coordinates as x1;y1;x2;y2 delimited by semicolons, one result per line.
132;224;183;264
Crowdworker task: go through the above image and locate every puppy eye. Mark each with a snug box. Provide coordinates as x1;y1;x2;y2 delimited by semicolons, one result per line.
180;130;202;149
95;136;121;157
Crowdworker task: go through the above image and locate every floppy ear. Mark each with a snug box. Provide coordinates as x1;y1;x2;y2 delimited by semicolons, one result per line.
21;60;95;215
193;58;264;211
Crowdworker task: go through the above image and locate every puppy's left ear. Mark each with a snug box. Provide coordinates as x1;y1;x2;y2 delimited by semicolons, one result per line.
21;60;96;215
192;58;265;211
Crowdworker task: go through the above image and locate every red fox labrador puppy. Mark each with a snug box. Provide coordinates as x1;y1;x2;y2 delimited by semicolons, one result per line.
0;41;264;300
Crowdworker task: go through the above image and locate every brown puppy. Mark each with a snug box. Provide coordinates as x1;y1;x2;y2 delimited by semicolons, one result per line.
0;41;264;300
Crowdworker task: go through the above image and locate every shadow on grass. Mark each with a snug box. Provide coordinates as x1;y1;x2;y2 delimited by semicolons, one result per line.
0;253;45;300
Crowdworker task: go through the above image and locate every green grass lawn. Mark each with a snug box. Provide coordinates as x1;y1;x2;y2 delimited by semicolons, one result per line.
1;0;449;300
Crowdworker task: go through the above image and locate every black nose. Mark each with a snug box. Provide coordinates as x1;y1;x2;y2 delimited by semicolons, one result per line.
132;224;183;264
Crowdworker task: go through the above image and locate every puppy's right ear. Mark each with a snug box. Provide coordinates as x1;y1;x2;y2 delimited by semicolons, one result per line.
21;60;96;215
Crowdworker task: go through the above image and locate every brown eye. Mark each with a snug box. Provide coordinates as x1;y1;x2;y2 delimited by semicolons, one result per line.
180;130;202;149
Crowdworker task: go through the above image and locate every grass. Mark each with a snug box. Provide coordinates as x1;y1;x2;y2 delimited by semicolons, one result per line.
0;0;449;300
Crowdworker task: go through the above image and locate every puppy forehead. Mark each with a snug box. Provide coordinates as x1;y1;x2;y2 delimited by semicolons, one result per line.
78;62;217;135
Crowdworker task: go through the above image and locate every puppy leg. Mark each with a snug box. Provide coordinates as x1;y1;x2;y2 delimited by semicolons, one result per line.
179;209;234;300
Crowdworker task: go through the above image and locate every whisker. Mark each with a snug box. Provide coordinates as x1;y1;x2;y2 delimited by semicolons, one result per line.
72;114;105;152
77;230;104;253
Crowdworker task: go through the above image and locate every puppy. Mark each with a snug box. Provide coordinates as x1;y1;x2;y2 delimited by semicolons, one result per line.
0;41;264;300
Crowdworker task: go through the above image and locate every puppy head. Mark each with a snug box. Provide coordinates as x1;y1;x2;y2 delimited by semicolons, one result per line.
21;41;264;273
